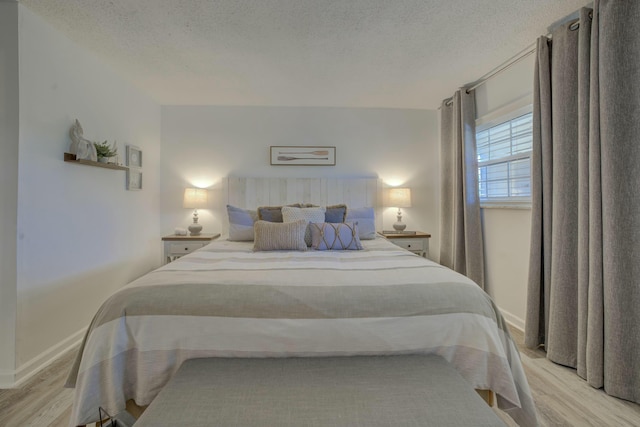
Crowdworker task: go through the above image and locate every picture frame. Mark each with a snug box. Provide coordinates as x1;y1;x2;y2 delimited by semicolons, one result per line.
126;169;142;191
270;146;336;166
126;145;142;168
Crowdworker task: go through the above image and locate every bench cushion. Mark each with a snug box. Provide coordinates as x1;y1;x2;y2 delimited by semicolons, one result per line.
135;355;505;427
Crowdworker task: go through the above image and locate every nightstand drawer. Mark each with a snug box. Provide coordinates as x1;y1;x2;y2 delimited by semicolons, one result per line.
162;233;221;264
381;232;430;258
170;242;206;254
390;239;424;252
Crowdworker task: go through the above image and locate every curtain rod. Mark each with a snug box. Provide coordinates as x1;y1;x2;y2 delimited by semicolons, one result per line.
465;41;537;93
441;40;539;107
462;13;589;95
441;9;592;107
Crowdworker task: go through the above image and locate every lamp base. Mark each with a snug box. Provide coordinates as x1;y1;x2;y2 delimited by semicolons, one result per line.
188;224;203;236
189;209;203;236
393;208;407;231
393;222;407;231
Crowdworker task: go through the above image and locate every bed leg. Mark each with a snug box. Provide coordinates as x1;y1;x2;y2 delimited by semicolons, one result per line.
76;401;145;427
476;389;494;407
125;399;147;418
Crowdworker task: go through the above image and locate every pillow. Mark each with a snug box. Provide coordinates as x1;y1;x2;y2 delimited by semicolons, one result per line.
309;222;363;250
257;204;303;222
345;207;376;240
281;206;327;246
253;220;307;251
227;205;258;241
324;204;347;223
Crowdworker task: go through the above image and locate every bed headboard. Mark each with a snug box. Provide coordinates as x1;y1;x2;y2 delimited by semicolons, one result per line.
221;177;382;234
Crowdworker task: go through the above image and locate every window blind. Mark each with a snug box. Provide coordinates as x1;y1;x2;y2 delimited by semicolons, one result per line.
477;112;533;200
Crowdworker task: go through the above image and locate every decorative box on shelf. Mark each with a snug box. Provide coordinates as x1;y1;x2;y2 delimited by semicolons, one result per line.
380;231;431;258
162;233;220;264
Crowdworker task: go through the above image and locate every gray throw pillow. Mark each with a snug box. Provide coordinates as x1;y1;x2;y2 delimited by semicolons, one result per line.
253;219;307;251
324;204;347;223
257;204;304;222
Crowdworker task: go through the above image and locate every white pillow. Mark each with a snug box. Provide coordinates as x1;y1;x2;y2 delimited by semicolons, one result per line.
227;205;258;241
345;207;376;239
281;206;326;246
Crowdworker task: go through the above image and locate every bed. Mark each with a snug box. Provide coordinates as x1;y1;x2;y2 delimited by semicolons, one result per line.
65;177;538;427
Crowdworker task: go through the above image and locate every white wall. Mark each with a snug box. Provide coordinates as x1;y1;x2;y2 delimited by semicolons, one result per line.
7;5;162;382
481;209;531;329
475;55;534;330
0;1;20;381
161;106;440;259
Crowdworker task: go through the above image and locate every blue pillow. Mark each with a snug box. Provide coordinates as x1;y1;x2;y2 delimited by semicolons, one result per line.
345;207;376;240
310;222;363;250
324;204;347;223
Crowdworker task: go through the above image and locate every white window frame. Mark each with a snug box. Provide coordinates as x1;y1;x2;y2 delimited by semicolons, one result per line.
475;95;533;209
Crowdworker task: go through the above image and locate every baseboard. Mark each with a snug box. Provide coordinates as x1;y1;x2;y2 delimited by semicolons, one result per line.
498;307;525;332
0;369;16;389
0;327;86;389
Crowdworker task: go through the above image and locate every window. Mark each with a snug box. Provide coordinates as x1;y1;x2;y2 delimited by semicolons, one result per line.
476;111;533;204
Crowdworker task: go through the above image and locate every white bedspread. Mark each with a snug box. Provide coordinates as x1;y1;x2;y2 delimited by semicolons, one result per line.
66;237;538;426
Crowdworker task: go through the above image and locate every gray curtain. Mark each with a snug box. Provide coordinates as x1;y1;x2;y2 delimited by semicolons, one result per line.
526;0;640;403
440;89;485;289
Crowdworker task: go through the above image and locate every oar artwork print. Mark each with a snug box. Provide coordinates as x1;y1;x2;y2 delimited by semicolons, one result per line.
277;156;329;161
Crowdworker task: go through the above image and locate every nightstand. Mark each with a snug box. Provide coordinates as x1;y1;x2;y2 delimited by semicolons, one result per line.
380;232;431;258
162;233;220;264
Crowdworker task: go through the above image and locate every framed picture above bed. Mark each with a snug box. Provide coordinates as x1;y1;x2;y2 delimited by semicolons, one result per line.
270;146;336;166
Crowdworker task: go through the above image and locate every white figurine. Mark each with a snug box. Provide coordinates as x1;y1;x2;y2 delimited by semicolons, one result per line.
69;119;97;161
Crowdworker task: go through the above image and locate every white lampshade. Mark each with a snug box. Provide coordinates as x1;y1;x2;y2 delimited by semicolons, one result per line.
387;187;412;208
183;188;209;209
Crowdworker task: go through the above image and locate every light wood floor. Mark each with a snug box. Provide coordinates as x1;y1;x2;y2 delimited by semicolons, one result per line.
0;348;76;427
1;326;639;427
494;327;640;427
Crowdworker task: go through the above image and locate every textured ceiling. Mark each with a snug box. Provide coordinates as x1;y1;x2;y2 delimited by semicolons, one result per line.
20;0;589;109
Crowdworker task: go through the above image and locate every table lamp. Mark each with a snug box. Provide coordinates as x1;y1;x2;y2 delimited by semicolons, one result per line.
183;187;208;236
387;187;412;232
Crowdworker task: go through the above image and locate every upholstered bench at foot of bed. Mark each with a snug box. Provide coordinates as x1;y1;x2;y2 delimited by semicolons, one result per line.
134;355;505;427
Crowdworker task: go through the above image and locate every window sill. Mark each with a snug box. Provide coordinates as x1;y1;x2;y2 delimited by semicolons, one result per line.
480;202;531;210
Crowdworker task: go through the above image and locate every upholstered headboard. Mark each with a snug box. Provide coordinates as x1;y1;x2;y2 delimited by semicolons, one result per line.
221;177;382;234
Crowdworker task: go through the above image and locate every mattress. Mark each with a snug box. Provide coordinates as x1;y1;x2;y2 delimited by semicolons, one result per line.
66;236;537;426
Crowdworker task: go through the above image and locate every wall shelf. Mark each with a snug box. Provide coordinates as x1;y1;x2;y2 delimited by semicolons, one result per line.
64;153;128;171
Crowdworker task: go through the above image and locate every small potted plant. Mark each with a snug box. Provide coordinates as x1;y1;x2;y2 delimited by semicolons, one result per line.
94;141;118;163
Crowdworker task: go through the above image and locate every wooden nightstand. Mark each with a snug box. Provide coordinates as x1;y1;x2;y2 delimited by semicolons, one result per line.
380;232;431;258
162;233;220;264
